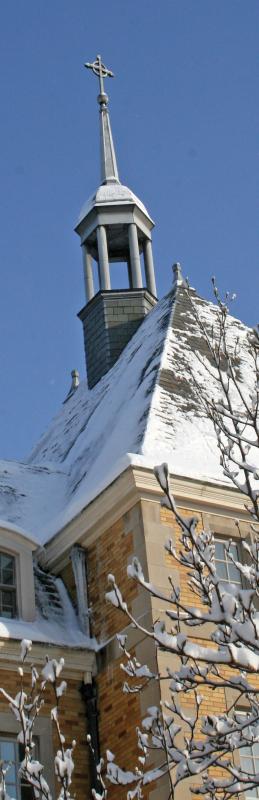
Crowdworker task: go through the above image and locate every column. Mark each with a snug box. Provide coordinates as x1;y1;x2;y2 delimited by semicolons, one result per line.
97;225;111;290
82;243;94;302
127;259;133;289
128;223;142;288
143;238;157;297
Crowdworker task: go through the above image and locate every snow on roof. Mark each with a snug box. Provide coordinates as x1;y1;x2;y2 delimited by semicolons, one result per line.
140;289;254;481
27;289;173;540
0;566;95;649
76;182;153;227
0;284;255;545
0;459;67;542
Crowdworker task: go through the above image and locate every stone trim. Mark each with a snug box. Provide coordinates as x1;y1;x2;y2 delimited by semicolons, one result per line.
0;640;96;679
42;466;254;572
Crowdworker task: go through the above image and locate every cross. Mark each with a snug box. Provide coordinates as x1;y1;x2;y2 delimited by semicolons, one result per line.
84;55;114;97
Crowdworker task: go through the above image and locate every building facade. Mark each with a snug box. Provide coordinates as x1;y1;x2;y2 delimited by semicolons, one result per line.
0;55;256;800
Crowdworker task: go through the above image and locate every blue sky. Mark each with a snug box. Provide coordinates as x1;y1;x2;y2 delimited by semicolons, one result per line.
0;0;258;459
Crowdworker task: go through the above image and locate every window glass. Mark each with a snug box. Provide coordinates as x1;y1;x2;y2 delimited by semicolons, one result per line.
0;738;19;799
240;742;259;799
214;538;242;585
0;737;35;800
0;553;16;618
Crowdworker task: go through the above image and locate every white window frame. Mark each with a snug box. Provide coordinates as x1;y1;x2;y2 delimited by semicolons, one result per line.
0;529;37;622
0;552;17;619
214;535;243;586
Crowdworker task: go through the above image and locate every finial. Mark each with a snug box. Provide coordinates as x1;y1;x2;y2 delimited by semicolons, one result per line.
84;53;119;185
85;54;114;106
63;369;80;403
172;262;183;287
71;368;80;388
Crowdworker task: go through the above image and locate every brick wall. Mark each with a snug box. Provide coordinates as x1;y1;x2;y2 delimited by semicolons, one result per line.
86;508;155;798
0;665;90;800
161;505;205;610
58;514;145;796
159;503;255;797
87;516;138;641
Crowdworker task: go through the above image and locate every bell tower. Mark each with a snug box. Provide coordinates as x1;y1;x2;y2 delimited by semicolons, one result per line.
75;55;157;389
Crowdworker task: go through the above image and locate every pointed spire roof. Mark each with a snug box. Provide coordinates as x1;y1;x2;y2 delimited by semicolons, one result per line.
76;55;153;230
85;55;119;185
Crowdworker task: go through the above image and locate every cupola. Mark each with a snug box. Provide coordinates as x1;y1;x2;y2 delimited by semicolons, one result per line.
75;55;157;389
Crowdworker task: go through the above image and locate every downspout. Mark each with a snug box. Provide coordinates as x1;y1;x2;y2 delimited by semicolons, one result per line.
70;546;102;794
80;677;102;794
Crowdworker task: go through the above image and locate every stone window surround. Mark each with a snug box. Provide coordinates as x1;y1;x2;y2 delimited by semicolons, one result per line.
0;712;55;798
0;528;36;622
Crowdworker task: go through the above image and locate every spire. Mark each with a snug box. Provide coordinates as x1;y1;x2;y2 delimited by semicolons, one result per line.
76;55;157;388
85;55;119;185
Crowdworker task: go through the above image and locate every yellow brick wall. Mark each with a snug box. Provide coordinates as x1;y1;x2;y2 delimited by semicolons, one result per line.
86;508;156;799
57;513;147;797
59;500;244;799
0;665;90;800
161;505;205;610
160;503;257;796
97;656;152;800
87;516;138;641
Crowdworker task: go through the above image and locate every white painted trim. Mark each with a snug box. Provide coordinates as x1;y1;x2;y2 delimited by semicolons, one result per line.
0;531;36;622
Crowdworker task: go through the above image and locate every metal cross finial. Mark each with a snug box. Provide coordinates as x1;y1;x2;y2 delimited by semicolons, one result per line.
84;55;114;99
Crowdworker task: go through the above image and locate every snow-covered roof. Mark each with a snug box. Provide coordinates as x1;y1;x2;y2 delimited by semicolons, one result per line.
0;459;68;543
76;182;153;227
0;283;255;545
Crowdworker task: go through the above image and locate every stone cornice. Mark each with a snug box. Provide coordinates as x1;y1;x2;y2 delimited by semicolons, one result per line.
42;464;252;572
0;638;96;679
133;467;252;516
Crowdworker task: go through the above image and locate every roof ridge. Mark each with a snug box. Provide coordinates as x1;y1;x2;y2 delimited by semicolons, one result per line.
139;284;181;456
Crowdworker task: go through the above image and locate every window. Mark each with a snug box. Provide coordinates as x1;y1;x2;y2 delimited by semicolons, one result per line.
0;552;16;618
240;739;259;799
0;738;33;800
214;538;242;586
0;715;54;799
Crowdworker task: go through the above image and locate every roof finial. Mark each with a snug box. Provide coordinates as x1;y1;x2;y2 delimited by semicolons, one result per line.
84;55;119;185
63;369;80;404
85;54;114;105
172;262;183;287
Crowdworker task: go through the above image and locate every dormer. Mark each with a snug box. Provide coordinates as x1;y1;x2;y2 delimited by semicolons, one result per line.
0;525;37;622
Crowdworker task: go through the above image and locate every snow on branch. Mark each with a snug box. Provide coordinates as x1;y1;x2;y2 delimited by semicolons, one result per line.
0;641;75;800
